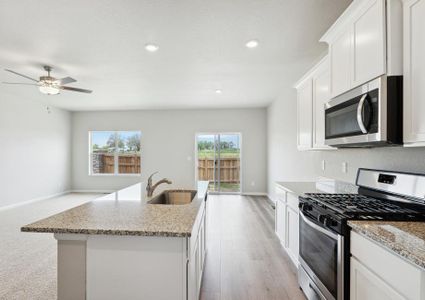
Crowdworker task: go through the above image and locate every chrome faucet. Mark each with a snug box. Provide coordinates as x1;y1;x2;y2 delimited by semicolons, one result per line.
146;172;172;197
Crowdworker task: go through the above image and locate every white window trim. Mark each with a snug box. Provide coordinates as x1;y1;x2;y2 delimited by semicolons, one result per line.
88;131;142;177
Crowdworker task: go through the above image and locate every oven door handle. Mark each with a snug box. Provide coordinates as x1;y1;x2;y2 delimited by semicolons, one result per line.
299;211;338;240
357;94;368;134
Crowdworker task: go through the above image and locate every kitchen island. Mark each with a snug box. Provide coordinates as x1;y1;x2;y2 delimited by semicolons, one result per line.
22;181;209;300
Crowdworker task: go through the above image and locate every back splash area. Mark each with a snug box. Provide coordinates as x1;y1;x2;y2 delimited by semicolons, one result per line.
314;146;425;184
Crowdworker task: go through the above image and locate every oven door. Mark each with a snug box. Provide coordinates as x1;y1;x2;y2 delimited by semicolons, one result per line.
299;212;344;300
325;87;379;146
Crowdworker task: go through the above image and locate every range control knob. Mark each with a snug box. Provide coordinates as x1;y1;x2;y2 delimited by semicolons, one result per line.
324;216;337;227
299;202;312;211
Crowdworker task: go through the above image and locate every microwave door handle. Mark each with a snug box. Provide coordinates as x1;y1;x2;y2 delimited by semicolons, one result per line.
357;94;368;134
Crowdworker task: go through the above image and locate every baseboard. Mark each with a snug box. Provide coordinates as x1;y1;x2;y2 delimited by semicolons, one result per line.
71;189;114;194
242;192;268;196
0;190;71;212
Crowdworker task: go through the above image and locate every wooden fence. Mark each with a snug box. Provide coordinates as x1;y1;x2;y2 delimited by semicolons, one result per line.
93;153;141;174
197;157;240;183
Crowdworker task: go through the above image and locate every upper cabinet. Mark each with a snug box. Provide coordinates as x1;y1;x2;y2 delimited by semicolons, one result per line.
403;0;425;146
312;58;332;149
330;28;353;97
295;56;333;151
352;0;386;86
321;0;402;98
296;79;313;151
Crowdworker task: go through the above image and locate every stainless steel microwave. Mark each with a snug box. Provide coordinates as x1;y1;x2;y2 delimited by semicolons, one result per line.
325;75;403;148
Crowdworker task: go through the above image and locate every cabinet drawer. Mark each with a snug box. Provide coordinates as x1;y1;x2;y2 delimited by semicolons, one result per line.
286;192;299;212
351;231;425;299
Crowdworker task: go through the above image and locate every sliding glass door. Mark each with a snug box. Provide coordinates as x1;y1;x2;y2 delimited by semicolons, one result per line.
196;133;241;193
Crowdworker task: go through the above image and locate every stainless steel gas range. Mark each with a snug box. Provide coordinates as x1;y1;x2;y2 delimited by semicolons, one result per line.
298;168;425;300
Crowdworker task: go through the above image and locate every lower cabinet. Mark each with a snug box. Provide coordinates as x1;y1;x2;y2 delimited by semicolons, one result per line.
350;231;425;300
350;257;405;300
274;184;299;267
187;208;206;300
285;206;299;265
275;198;286;243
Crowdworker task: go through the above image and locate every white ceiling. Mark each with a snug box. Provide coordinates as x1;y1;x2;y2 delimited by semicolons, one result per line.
0;0;351;111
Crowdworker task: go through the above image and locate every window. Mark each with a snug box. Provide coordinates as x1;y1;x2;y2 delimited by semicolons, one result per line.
89;131;141;175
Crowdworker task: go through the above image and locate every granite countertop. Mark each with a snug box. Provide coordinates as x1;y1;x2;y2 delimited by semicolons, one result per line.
276;180;358;196
349;220;425;270
21;181;209;238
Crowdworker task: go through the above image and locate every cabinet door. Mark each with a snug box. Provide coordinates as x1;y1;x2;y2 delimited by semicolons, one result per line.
350;257;406;300
312;62;331;149
285;207;299;266
330;28;352;97
352;0;386;87
403;0;425;145
275;199;286;244
297;79;313;150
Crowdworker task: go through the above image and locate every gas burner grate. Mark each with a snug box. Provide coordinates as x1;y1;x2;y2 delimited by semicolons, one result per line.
304;193;424;216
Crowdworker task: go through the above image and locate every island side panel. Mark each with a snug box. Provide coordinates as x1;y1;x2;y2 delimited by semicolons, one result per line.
55;234;88;300
86;235;187;300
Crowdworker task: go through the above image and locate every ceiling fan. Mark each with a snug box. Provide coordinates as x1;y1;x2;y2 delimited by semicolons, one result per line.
2;66;92;95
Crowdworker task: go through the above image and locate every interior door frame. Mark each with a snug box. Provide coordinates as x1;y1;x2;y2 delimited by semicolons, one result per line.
194;132;242;195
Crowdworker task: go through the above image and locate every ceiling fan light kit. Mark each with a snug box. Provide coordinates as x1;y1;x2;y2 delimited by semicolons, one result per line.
3;66;92;95
39;85;60;95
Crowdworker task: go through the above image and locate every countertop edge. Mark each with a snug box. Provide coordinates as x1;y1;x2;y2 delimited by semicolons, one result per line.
348;221;425;271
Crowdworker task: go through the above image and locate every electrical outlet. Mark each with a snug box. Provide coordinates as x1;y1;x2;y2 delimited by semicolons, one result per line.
342;162;348;173
251;181;255;187
321;160;326;171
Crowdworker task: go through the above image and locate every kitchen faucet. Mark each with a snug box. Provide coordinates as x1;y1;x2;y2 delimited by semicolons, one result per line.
146;172;172;197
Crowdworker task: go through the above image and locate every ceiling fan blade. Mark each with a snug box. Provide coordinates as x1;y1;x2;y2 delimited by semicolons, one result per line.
57;76;76;85
4;69;39;82
61;86;92;93
2;82;39;86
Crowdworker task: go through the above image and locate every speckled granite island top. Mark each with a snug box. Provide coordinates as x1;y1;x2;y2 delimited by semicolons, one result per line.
349;220;425;270
21;181;209;237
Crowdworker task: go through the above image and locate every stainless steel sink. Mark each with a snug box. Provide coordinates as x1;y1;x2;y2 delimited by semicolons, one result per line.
147;190;197;205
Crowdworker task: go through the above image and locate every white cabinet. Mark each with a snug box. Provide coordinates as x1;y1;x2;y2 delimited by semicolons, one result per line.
350;231;425;300
330;29;353;97
403;0;425;146
352;0;386;86
188;208;206;300
285;206;299;266
312;58;332;149
274;183;299;268
295;56;333;151
275;198;286;244
322;0;401;98
351;257;405;300
296;79;313;150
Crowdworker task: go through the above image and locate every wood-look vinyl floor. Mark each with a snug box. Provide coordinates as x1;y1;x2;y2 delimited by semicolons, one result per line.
200;194;306;300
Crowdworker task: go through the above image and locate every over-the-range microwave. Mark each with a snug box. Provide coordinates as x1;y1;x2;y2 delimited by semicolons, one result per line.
325;75;403;148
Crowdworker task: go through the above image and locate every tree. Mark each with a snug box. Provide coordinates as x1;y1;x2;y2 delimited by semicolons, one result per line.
107;133;124;152
126;134;141;152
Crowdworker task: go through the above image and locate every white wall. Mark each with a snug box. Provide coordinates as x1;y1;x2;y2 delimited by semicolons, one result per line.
72;108;267;193
267;90;316;200
0;94;72;208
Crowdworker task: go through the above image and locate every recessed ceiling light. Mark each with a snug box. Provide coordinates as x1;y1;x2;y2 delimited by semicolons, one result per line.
145;44;159;52
215;89;222;94
245;39;259;48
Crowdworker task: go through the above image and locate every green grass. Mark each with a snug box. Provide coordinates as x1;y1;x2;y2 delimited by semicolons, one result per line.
198;149;240;159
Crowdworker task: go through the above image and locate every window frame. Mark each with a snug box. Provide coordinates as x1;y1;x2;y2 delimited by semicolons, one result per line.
88;130;142;177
